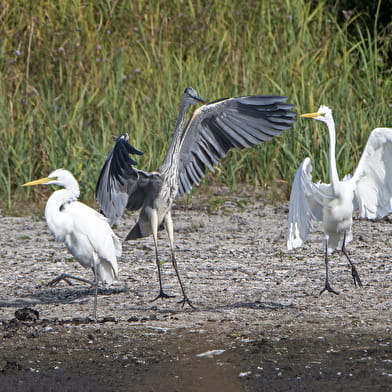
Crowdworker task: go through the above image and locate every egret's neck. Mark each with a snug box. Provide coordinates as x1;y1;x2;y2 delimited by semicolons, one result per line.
67;179;80;198
45;188;78;240
327;118;339;191
47;184;79;210
46;178;80;215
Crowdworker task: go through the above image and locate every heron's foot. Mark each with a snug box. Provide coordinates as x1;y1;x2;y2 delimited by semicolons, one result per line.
150;290;176;302
351;265;363;288
178;296;196;310
320;282;339;296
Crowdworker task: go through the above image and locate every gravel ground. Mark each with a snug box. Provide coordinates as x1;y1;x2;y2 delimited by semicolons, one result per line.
0;191;391;391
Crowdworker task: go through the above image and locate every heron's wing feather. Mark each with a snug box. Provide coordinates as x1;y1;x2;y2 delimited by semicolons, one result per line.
351;128;392;219
177;96;296;195
287;158;332;250
96;136;162;225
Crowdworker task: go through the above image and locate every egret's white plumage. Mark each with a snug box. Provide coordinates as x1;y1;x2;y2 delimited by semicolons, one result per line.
23;169;121;318
288;105;392;294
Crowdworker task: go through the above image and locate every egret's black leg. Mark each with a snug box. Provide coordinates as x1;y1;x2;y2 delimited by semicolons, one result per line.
165;212;196;309
92;260;99;321
320;240;339;295
342;232;362;288
150;209;175;302
47;273;95;287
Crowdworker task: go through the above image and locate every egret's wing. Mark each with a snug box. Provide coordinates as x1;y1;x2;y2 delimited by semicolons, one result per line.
71;202;121;257
351;128;392;219
287;158;332;250
96;134;162;224
64;202;121;281
342;173;360;211
175;95;296;195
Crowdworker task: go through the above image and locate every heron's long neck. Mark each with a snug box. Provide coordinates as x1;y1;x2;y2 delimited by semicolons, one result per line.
327;119;339;192
159;101;189;177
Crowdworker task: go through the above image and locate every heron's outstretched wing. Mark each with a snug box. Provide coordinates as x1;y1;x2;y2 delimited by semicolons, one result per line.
287;158;333;250
96;134;162;225
351;128;392;219
176;96;296;195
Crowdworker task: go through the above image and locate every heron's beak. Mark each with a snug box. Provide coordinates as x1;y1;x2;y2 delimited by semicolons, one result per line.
300;112;321;118
195;95;205;104
23;176;55;186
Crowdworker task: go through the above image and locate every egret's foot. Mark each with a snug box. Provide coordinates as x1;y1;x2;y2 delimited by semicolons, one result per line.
320;282;339;295
46;273;95;288
150;290;176;302
47;274;74;287
351;265;363;288
178;296;196;310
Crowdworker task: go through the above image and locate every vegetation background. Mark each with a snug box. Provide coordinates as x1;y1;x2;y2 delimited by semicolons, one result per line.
0;0;391;212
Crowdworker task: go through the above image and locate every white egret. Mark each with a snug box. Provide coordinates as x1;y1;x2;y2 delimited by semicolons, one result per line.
23;169;122;319
288;105;392;294
96;87;296;308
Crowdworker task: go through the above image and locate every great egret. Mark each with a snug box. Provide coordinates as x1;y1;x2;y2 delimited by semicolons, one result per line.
96;87;295;308
287;105;392;294
23;169;122;319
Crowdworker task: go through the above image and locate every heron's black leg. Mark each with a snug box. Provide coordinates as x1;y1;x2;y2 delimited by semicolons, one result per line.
342;232;362;288
149;208;175;302
320;239;339;295
47;273;95;287
165;212;196;309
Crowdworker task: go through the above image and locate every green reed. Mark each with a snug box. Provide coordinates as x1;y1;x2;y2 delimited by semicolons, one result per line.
0;0;390;211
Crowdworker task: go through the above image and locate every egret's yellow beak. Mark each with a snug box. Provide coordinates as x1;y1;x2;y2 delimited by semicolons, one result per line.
23;176;56;186
300;112;321;118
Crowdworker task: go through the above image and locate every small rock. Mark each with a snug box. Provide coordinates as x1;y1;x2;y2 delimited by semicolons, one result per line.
100;316;117;323
14;307;39;322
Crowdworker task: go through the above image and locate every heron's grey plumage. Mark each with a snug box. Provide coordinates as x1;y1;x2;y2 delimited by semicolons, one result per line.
96;87;296;307
175;95;295;195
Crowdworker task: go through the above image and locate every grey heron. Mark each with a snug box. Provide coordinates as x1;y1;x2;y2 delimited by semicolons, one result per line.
288;105;392;294
96;87;296;308
23;169;122;319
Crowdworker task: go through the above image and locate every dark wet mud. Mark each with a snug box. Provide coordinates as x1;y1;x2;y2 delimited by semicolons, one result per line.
1;193;392;391
1;318;391;392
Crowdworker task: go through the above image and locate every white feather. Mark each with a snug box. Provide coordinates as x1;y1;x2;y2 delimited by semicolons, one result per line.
288;108;392;256
34;169;121;284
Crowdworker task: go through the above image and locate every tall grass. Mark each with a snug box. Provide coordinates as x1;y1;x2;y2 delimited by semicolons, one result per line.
0;0;391;211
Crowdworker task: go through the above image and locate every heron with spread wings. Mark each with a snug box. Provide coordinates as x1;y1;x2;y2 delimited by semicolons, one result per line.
96;87;296;308
288;105;392;294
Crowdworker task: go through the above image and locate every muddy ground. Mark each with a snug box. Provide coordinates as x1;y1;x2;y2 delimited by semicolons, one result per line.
0;190;391;391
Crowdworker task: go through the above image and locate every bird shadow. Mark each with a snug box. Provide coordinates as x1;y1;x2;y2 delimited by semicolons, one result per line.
225;300;295;310
0;286;128;308
213;300;297;312
123;299;297;314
